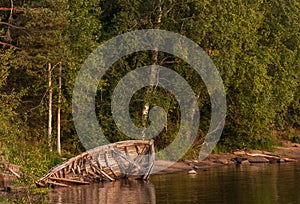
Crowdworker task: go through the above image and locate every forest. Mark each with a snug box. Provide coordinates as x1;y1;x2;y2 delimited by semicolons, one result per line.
0;0;299;195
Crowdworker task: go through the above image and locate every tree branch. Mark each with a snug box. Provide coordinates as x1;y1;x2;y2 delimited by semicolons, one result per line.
0;21;25;30
0;7;24;13
9;0;14;24
0;8;23;13
0;41;21;50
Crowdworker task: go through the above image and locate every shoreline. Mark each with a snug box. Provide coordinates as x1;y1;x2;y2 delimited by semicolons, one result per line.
152;140;300;175
1;141;300;203
1;141;300;194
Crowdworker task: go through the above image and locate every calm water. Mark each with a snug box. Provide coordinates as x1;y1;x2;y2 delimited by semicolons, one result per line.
48;162;300;204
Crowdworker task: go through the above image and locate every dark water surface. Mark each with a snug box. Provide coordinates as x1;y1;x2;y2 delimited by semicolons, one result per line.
48;162;300;204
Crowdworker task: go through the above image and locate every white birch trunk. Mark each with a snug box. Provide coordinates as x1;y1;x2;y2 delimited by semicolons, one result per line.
57;62;62;155
142;1;162;139
48;63;52;152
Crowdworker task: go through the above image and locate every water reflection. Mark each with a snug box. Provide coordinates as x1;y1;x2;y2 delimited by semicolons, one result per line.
151;162;300;204
49;179;156;204
49;162;300;204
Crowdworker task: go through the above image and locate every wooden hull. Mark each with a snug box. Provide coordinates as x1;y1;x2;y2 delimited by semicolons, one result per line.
36;140;155;187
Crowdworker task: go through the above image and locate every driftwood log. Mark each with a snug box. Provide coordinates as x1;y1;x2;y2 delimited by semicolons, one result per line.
36;140;155;187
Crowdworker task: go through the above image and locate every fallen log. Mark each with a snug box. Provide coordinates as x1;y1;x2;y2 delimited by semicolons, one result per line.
246;153;280;160
246;153;297;163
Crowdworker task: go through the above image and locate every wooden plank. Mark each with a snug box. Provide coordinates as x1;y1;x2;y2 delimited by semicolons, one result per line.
61;169;65;178
49;177;90;185
87;170;101;180
104;152;117;177
113;150;127;176
113;148;144;172
143;161;154;180
125;152;148;174
143;141;155;180
91;165;114;181
135;145;140;154
47;180;70;187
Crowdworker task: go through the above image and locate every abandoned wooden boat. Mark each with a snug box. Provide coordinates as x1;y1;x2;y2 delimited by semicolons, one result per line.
36;140;155;187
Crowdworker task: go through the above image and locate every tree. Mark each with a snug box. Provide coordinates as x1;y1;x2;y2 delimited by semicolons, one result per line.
98;0;300;152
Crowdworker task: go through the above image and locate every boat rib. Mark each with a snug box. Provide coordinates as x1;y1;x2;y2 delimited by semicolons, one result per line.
36;140;155;187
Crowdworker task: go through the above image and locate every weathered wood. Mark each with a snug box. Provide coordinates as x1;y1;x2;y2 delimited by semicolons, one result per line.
36;140;155;188
104;152;118;178
143;140;155;180
284;158;297;162
49;177;89;185
143;162;154;180
113;149;144;172
92;165;114;181
47;180;70;187
246;153;280;159
8;168;21;179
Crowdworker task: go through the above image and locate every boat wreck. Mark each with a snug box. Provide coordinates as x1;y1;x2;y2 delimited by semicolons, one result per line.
36;140;155;187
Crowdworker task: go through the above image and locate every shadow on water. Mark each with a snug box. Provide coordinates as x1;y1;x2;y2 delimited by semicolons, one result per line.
48;179;156;204
151;162;300;204
49;162;300;204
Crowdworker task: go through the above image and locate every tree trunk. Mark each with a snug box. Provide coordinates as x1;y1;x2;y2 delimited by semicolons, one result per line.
142;1;162;139
57;62;62;155
48;63;52;152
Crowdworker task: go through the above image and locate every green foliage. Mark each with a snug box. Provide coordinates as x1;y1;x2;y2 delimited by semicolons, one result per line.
97;0;299;153
0;48;56;203
0;0;299;175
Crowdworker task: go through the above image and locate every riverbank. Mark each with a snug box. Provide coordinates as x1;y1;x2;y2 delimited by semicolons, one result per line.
1;140;300;203
153;140;300;175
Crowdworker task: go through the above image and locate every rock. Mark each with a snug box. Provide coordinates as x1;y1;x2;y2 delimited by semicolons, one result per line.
193;165;200;169
228;160;236;165
232;157;248;164
277;159;285;163
267;157;279;163
216;159;229;165
240;160;250;165
247;156;269;163
188;170;197;174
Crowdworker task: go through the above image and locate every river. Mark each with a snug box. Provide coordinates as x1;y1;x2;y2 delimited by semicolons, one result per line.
48;162;300;203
